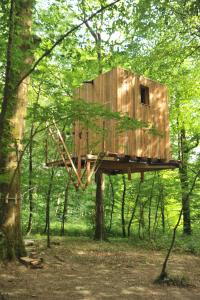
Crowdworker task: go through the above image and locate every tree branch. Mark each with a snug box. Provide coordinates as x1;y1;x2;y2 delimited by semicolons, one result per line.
156;208;183;281
80;0;98;41
16;0;121;88
187;135;200;152
187;168;200;199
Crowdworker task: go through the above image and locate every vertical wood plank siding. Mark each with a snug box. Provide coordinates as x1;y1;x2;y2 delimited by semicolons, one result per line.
74;67;171;160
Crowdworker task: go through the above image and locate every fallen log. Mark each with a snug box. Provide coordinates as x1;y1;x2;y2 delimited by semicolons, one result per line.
19;256;44;269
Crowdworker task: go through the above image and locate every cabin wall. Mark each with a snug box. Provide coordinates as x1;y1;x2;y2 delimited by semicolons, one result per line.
74;67;171;161
115;68;171;160
74;68;118;157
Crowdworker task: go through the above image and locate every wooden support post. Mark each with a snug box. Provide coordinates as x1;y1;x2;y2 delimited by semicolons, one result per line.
5;193;9;204
86;129;89;153
86;161;91;185
77;132;82;178
102;121;105;152
141;172;144;183
128;168;131;181
45;137;48;165
78;155;81;179
94;170;105;241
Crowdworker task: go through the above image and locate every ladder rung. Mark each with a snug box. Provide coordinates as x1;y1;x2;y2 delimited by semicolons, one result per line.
48;123;85;189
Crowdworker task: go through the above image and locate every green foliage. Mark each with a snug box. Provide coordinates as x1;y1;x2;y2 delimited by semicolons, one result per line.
1;0;200;261
20;0;199;243
0;173;10;185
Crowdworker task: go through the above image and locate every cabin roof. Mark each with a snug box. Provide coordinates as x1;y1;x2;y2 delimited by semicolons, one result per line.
81;67;166;88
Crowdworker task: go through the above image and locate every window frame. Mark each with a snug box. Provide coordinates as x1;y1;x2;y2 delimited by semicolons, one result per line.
140;85;150;106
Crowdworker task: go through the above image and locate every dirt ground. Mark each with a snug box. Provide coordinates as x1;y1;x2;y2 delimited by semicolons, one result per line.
0;237;200;300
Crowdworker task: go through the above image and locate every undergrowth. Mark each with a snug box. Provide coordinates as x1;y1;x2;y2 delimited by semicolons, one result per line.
23;223;200;256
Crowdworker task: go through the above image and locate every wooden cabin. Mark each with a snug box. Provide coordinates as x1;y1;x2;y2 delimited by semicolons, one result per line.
74;67;171;161
46;67;178;187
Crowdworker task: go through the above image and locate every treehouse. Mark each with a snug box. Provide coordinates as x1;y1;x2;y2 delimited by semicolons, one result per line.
46;67;179;189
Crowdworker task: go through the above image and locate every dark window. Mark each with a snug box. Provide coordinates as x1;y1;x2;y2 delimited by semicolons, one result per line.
140;85;149;105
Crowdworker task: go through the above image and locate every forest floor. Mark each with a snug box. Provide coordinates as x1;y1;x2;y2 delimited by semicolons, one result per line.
0;237;200;300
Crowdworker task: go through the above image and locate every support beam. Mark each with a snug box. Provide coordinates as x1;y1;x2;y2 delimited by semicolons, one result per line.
141;172;144;182
128;168;131;180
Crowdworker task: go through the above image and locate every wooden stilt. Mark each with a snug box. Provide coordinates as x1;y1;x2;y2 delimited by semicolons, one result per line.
77;131;82;178
45;137;48;165
86;161;91;185
141;172;144;182
128;168;131;181
77;154;82;179
102;121;105;152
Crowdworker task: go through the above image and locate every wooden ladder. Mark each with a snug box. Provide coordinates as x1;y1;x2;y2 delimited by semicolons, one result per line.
47;121;103;190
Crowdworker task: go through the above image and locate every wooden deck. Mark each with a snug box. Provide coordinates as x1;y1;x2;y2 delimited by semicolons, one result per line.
46;155;179;176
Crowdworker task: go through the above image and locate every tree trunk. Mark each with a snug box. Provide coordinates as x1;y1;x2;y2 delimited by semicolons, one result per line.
0;0;34;260
26;82;42;235
148;173;156;238
156;209;183;282
94;171;105;240
127;181;141;237
160;191;165;234
82;2;103;74
179;127;191;234
152;195;160;237
46;169;54;248
44;169;54;236
121;175;126;237
26;124;34;235
108;175;115;232
138;202;145;240
60;179;70;236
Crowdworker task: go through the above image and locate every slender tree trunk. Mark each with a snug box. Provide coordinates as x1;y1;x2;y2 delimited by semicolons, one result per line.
26;124;34;235
108;176;115;232
152;195;160;237
82;1;103;74
121;175;126;238
45;169;54;248
148;173;156;238
127;181;141;237
148;198;152;238
179;128;191;234
156;209;183;281
47;199;51;249
160;192;165;234
96;33;102;74
94;170;105;240
138;202;145;240
158;183;165;234
44;169;54;235
181;192;191;235
60;179;70;236
0;0;34;260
